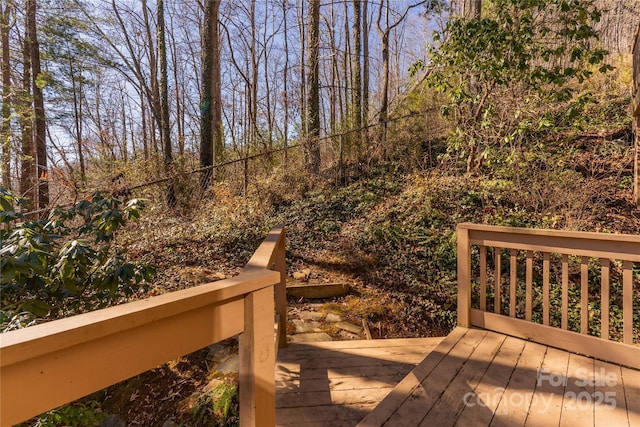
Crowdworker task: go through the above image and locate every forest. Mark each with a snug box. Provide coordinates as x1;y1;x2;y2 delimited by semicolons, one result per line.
1;0;640;425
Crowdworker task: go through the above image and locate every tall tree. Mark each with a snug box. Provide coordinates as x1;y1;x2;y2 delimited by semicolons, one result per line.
27;0;48;208
306;0;320;174
376;0;426;145
20;18;35;207
200;0;221;190
1;0;11;189
157;0;175;206
352;0;362;155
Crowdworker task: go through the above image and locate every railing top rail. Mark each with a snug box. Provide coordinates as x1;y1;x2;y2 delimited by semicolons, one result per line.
458;223;640;243
457;223;640;261
0;268;279;367
244;225;285;271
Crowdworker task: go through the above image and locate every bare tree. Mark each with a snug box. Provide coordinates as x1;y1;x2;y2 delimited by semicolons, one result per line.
352;0;362;155
306;0;320;174
27;0;48;208
200;0;221;191
1;0;11;189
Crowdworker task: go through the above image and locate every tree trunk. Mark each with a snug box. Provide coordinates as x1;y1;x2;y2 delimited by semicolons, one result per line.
200;0;221;191
465;0;482;19
157;0;176;207
352;0;362;156
1;1;11;190
20;30;35;207
306;0;320;174
281;0;289;163
362;0;370;128
27;0;48;209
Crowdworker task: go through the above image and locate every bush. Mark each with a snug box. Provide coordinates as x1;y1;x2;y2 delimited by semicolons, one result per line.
0;187;155;328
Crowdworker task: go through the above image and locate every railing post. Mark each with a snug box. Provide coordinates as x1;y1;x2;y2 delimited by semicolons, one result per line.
239;286;276;427
457;225;471;327
274;230;287;349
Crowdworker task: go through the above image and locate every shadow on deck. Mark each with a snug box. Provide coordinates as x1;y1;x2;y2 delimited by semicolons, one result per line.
275;337;442;426
276;328;640;427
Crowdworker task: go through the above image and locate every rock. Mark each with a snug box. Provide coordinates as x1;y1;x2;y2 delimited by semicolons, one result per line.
292;319;322;333
207;343;231;361
325;313;342;322
212;272;226;280
100;414;126;427
339;330;361;340
292;268;311;281
289;332;332;343
216;355;239;374
335;321;362;334
298;311;324;321
203;378;224;394
162;421;178;427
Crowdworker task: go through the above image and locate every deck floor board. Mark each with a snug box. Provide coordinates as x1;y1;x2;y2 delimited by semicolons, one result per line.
276;328;640;427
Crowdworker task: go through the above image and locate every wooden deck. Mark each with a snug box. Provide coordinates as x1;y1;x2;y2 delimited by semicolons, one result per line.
359;327;640;426
275;337;443;426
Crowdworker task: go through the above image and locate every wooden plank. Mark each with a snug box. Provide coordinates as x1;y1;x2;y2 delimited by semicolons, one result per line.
1;297;246;427
543;252;550;326
491;341;547;426
510;249;517;318
593;361;628;427
526;251;533;322
601;259;610;341
277;363;420;383
280;337;443;351
562;254;569;330
383;329;487;426
525;346;570;427
456;336;526;426
581;257;589;335
356;327;468;427
277;403;375;426
277;342;437;361
621;366;640;427
277;386;392;408
277;347;432;368
560;354;594;426
458;226;471;327
495;249;502;315
239;286;276;427
418;331;506;426
623;261;633;345
470;309;640;370
277;374;408;394
458;223;640;262
274;234;288;349
480;246;487;311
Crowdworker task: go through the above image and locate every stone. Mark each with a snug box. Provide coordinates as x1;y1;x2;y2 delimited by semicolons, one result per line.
335;321;362;334
207;343;231;362
297;311;324;321
339;330;361;340
162;421;178;427
325;313;342;322
203;378;224;394
289;332;332;343
216;355;239;374
100;414;126;427
292;319;322;333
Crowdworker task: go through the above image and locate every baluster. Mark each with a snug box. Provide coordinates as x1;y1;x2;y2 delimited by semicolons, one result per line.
600;258;610;341
562;254;568;330
543;252;550;326
510;249;517;318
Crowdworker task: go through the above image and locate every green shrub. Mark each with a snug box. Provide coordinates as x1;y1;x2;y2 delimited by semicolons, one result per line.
0;187;155;327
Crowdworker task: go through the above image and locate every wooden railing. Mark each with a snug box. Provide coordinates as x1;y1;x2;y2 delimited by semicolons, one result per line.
0;226;287;427
457;223;640;369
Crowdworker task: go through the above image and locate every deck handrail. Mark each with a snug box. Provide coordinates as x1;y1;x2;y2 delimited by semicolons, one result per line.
0;226;287;427
457;223;640;369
